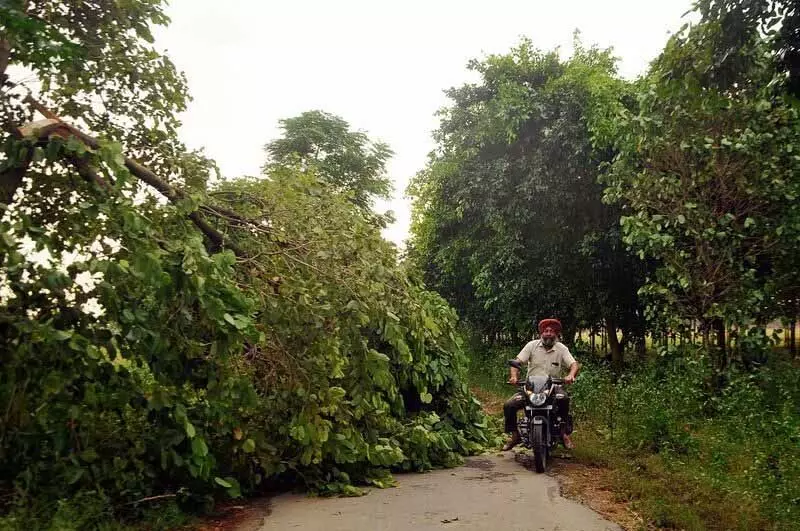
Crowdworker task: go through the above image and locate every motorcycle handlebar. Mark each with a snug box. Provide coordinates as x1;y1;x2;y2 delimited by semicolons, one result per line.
507;360;569;385
506;377;565;386
507;359;523;370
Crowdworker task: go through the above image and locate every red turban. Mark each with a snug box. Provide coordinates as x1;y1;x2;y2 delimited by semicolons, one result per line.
538;319;562;334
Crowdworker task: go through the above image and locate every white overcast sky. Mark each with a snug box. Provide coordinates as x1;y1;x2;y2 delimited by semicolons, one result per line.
153;0;694;246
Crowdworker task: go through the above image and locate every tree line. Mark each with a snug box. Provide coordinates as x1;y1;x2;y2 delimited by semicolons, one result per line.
408;0;800;373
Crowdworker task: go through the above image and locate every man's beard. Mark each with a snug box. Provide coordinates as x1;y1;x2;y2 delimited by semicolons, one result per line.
542;336;556;348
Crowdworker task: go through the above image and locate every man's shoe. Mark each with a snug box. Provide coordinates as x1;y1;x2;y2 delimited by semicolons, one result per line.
562;433;575;450
502;432;521;451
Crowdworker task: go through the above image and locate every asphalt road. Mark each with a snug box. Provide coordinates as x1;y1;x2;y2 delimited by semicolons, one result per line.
247;453;621;531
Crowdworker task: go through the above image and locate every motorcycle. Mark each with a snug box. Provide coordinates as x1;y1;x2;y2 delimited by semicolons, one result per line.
507;359;571;473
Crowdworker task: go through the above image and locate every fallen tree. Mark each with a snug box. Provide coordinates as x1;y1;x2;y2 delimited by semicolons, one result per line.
0;96;489;531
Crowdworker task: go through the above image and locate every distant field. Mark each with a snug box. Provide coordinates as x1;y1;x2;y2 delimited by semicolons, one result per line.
576;322;798;352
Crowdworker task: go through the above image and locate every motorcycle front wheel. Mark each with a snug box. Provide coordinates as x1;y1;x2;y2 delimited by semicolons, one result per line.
531;423;547;473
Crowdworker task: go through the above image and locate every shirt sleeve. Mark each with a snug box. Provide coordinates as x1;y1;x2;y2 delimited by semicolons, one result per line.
560;345;577;368
516;341;534;363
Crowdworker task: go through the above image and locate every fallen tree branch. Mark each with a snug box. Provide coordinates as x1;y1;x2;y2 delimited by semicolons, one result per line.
12;93;311;260
23;94;59;120
15;116;241;255
68;154;113;191
120;493;177;506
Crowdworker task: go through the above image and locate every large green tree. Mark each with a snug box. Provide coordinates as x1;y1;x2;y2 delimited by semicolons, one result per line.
264;110;393;212
409;39;646;365
601;3;800;369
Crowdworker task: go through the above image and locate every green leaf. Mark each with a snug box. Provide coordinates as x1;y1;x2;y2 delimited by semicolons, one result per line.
420;391;433;404
242;439;256;453
214;477;232;488
191;437;208;458
52;329;73;341
223;477;241;498
80;448;99;463
328;387;346;401
66;467;84;485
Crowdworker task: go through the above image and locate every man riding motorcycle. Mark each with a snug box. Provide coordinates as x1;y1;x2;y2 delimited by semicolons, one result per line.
502;318;580;451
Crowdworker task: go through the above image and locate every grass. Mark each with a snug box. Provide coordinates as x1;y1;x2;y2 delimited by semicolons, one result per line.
0;496;196;531
567;425;772;530
467;348;793;531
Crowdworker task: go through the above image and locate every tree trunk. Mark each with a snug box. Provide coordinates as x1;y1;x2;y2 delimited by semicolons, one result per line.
562;324;577;349
0;37;11;86
607;318;623;375
791;320;797;357
713;317;727;371
601;323;607;355
590;328;596;354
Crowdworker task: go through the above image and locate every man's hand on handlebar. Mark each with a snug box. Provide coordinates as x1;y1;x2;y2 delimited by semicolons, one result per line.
508;375;519;385
564;374;576;385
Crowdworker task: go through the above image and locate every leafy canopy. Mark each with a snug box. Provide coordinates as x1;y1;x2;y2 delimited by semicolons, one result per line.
600;3;800;333
265;110;393;211
409;37;645;346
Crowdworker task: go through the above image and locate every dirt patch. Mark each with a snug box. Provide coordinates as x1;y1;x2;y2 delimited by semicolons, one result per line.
463;456;497;470
193;498;271;531
463;470;515;482
551;460;646;531
471;386;504;415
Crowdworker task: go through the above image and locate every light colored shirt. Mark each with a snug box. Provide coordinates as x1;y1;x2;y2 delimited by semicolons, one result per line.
516;339;577;379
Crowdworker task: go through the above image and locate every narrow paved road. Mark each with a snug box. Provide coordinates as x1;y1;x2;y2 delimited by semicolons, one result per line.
245;454;621;531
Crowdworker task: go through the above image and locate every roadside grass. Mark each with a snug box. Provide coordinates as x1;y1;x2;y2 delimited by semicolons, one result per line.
0;496;195;531
569;425;771;531
467;347;792;531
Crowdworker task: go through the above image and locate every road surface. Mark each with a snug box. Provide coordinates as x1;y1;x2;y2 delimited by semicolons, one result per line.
243;453;621;531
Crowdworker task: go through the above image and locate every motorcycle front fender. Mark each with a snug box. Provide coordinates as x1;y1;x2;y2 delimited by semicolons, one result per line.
533;415;550;444
530;416;549;447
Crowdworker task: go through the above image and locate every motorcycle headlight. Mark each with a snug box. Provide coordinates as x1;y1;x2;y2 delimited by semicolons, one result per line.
529;393;546;406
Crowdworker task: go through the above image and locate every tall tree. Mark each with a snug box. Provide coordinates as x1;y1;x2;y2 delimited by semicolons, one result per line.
264;110;393;212
600;6;800;369
409;39;646;360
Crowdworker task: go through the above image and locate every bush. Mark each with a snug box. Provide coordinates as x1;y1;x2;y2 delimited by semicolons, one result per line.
0;147;490;526
570;347;800;527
